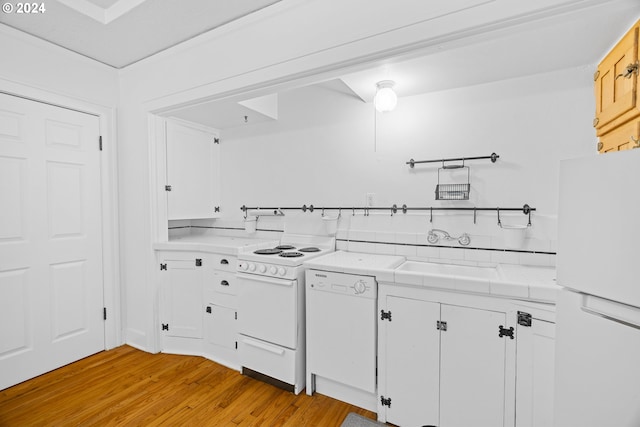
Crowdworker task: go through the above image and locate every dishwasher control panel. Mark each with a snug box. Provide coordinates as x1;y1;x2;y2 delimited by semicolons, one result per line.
306;270;376;298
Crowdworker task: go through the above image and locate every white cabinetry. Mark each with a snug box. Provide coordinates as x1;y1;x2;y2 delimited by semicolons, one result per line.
165;120;220;220
157;250;240;369
379;290;510;427
515;310;556;427
159;252;204;354
440;304;507;427
203;253;240;370
378;283;556;427
382;296;440;427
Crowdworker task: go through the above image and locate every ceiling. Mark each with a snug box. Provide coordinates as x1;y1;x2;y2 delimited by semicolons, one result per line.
2;0;639;129
0;0;281;68
168;0;640;129
339;1;639;103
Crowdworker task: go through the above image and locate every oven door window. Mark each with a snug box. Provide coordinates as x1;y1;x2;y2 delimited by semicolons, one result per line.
237;273;298;349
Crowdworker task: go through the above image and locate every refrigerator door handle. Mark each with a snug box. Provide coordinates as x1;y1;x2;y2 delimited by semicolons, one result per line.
580;293;640;330
581;307;640;330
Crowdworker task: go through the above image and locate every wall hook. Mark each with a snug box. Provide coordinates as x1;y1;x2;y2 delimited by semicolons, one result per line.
497;207;502;226
473;207;477;224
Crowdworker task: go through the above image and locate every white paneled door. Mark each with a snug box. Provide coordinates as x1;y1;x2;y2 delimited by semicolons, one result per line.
0;93;104;390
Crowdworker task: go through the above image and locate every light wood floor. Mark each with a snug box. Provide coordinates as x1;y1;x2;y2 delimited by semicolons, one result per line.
0;345;378;427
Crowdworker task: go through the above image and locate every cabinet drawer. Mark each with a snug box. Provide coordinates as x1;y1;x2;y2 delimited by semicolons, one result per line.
208;270;237;296
209;254;237;272
239;336;295;384
599;119;640;153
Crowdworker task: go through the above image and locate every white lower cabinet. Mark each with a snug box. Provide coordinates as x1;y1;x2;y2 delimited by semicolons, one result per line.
203;254;239;369
204;304;237;349
440;304;507;427
159;254;204;341
158;250;240;369
382;296;440;427
378;284;555;427
515;312;556;427
380;292;509;427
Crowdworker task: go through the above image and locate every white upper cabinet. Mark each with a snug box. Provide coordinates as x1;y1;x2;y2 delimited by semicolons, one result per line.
165;120;220;220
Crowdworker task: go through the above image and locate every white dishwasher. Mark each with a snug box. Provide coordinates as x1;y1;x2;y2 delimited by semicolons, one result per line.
305;269;378;411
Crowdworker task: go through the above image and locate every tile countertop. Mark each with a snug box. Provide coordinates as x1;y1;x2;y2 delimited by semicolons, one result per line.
153;234;278;256
305;250;559;304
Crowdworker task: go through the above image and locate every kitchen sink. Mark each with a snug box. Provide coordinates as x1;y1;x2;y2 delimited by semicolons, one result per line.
396;261;499;280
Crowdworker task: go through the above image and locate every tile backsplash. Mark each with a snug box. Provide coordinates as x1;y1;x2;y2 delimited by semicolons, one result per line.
334;211;555;267
171;210;556;268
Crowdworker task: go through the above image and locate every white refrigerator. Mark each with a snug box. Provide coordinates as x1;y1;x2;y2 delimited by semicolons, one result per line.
555;149;640;427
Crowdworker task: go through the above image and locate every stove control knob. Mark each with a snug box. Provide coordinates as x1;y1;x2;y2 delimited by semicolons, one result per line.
239;262;248;271
248;263;256;272
354;280;367;295
258;264;266;273
278;267;286;276
269;266;278;275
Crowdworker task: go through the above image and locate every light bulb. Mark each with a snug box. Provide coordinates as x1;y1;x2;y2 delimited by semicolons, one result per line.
374;80;397;112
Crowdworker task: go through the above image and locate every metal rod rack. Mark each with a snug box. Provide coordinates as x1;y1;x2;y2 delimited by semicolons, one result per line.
407;152;499;168
241;203;534;224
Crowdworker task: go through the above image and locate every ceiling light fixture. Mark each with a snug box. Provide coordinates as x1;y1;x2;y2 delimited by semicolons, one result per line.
374;80;397;112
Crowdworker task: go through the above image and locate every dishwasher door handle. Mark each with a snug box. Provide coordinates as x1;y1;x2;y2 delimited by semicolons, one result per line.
242;337;285;355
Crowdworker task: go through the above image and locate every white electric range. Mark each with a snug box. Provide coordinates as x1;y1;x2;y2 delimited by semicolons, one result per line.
236;233;335;394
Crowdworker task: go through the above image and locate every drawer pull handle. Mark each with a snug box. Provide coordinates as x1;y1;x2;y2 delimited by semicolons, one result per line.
220;280;229;286
220;259;229;265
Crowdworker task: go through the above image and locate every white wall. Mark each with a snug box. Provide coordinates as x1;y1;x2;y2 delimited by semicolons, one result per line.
116;0;613;352
216;67;595;267
0;25;118;106
222;68;595;215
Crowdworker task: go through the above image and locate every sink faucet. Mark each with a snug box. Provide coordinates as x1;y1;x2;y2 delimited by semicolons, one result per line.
428;229;471;246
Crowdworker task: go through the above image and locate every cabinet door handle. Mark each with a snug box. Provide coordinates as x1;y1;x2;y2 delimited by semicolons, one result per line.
220;280;229;286
615;61;639;80
220;259;229;265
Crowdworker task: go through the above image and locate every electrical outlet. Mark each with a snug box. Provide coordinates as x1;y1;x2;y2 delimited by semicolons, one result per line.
366;193;376;207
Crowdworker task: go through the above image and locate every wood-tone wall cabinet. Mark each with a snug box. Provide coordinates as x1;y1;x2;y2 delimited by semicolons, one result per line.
594;19;640;153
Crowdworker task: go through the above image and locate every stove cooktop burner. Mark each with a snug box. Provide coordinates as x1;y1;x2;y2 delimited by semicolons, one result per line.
275;245;296;250
299;247;321;253
279;252;304;258
254;248;283;255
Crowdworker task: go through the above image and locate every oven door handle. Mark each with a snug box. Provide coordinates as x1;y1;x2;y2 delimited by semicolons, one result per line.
241;337;285;355
237;272;295;287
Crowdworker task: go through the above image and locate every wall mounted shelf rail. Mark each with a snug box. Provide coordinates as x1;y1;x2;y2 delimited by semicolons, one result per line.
407;152;499;168
241;204;535;224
